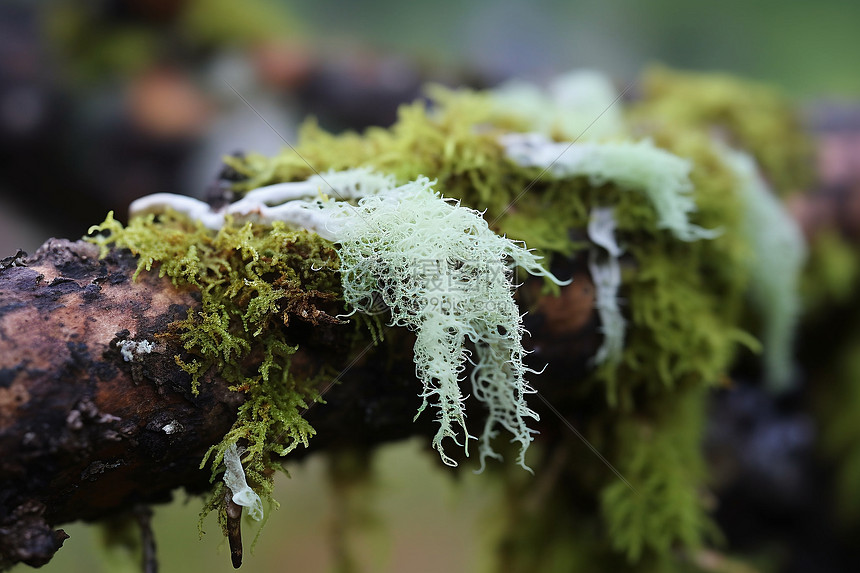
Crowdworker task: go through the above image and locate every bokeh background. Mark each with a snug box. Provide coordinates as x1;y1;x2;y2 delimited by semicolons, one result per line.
2;1;859;572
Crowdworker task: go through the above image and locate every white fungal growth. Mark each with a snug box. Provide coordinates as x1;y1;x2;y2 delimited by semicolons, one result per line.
161;420;182;435
223;443;264;521
317;177;568;471
715;142;806;391
501;133;720;242
118;339;155;362
128;167;392;238
587;207;626;365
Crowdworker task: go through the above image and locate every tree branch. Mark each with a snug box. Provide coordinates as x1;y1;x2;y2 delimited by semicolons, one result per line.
0;238;598;568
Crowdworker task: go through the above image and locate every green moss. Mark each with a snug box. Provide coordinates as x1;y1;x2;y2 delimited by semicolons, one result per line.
600;388;719;563
87;209;347;526
631;66;813;194
802;229;860;313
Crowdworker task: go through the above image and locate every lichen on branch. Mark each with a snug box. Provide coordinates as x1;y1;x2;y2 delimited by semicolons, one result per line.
75;66;815;569
316;175;568;470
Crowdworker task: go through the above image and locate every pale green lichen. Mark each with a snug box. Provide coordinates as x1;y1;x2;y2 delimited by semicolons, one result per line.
587;207;626;366
501;133;720;242
716;142;807;391
316;174;567;470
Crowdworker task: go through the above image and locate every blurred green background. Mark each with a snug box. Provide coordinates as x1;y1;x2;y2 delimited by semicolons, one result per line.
296;0;860;97
2;1;859;572
2;0;859;255
23;440;497;573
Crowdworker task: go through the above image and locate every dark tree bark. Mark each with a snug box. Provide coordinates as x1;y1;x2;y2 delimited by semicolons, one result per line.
0;240;242;567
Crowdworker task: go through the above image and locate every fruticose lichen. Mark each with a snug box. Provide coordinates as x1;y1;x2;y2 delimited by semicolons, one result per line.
716;142;807;391
314;175;567;469
587;207;625;366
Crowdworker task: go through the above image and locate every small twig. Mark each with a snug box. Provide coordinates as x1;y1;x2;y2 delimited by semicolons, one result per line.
134;505;158;573
225;492;244;569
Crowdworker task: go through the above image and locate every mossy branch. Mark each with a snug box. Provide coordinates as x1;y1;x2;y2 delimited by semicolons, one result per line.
0;236;597;569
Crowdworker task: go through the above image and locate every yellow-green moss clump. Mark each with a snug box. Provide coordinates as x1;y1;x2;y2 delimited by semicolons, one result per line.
631;65;813;194
88;211;346;526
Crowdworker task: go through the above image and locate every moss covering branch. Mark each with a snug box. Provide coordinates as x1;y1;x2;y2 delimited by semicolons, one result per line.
1;67;824;572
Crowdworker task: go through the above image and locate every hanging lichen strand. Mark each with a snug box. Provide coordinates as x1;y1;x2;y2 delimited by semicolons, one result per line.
316;175;568;469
